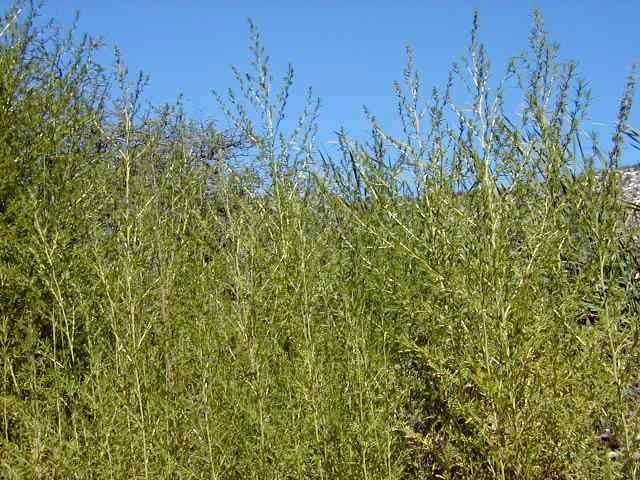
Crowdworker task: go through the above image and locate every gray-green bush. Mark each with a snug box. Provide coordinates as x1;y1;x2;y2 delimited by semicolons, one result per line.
1;2;639;478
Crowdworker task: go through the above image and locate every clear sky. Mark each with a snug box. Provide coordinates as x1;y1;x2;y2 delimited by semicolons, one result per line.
4;0;639;167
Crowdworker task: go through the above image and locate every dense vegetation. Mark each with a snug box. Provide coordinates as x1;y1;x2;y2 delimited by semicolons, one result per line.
2;2;640;478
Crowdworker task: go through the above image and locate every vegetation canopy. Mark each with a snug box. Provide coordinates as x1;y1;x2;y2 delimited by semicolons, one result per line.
1;1;640;478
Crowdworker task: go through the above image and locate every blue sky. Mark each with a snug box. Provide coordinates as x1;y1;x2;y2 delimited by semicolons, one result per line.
4;1;640;166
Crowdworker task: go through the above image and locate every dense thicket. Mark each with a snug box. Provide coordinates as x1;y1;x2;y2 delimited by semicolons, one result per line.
1;2;640;478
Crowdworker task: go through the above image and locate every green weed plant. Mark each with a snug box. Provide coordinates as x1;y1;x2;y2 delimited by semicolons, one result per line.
1;2;639;478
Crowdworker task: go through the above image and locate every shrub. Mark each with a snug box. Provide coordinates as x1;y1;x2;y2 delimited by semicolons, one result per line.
1;2;638;479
